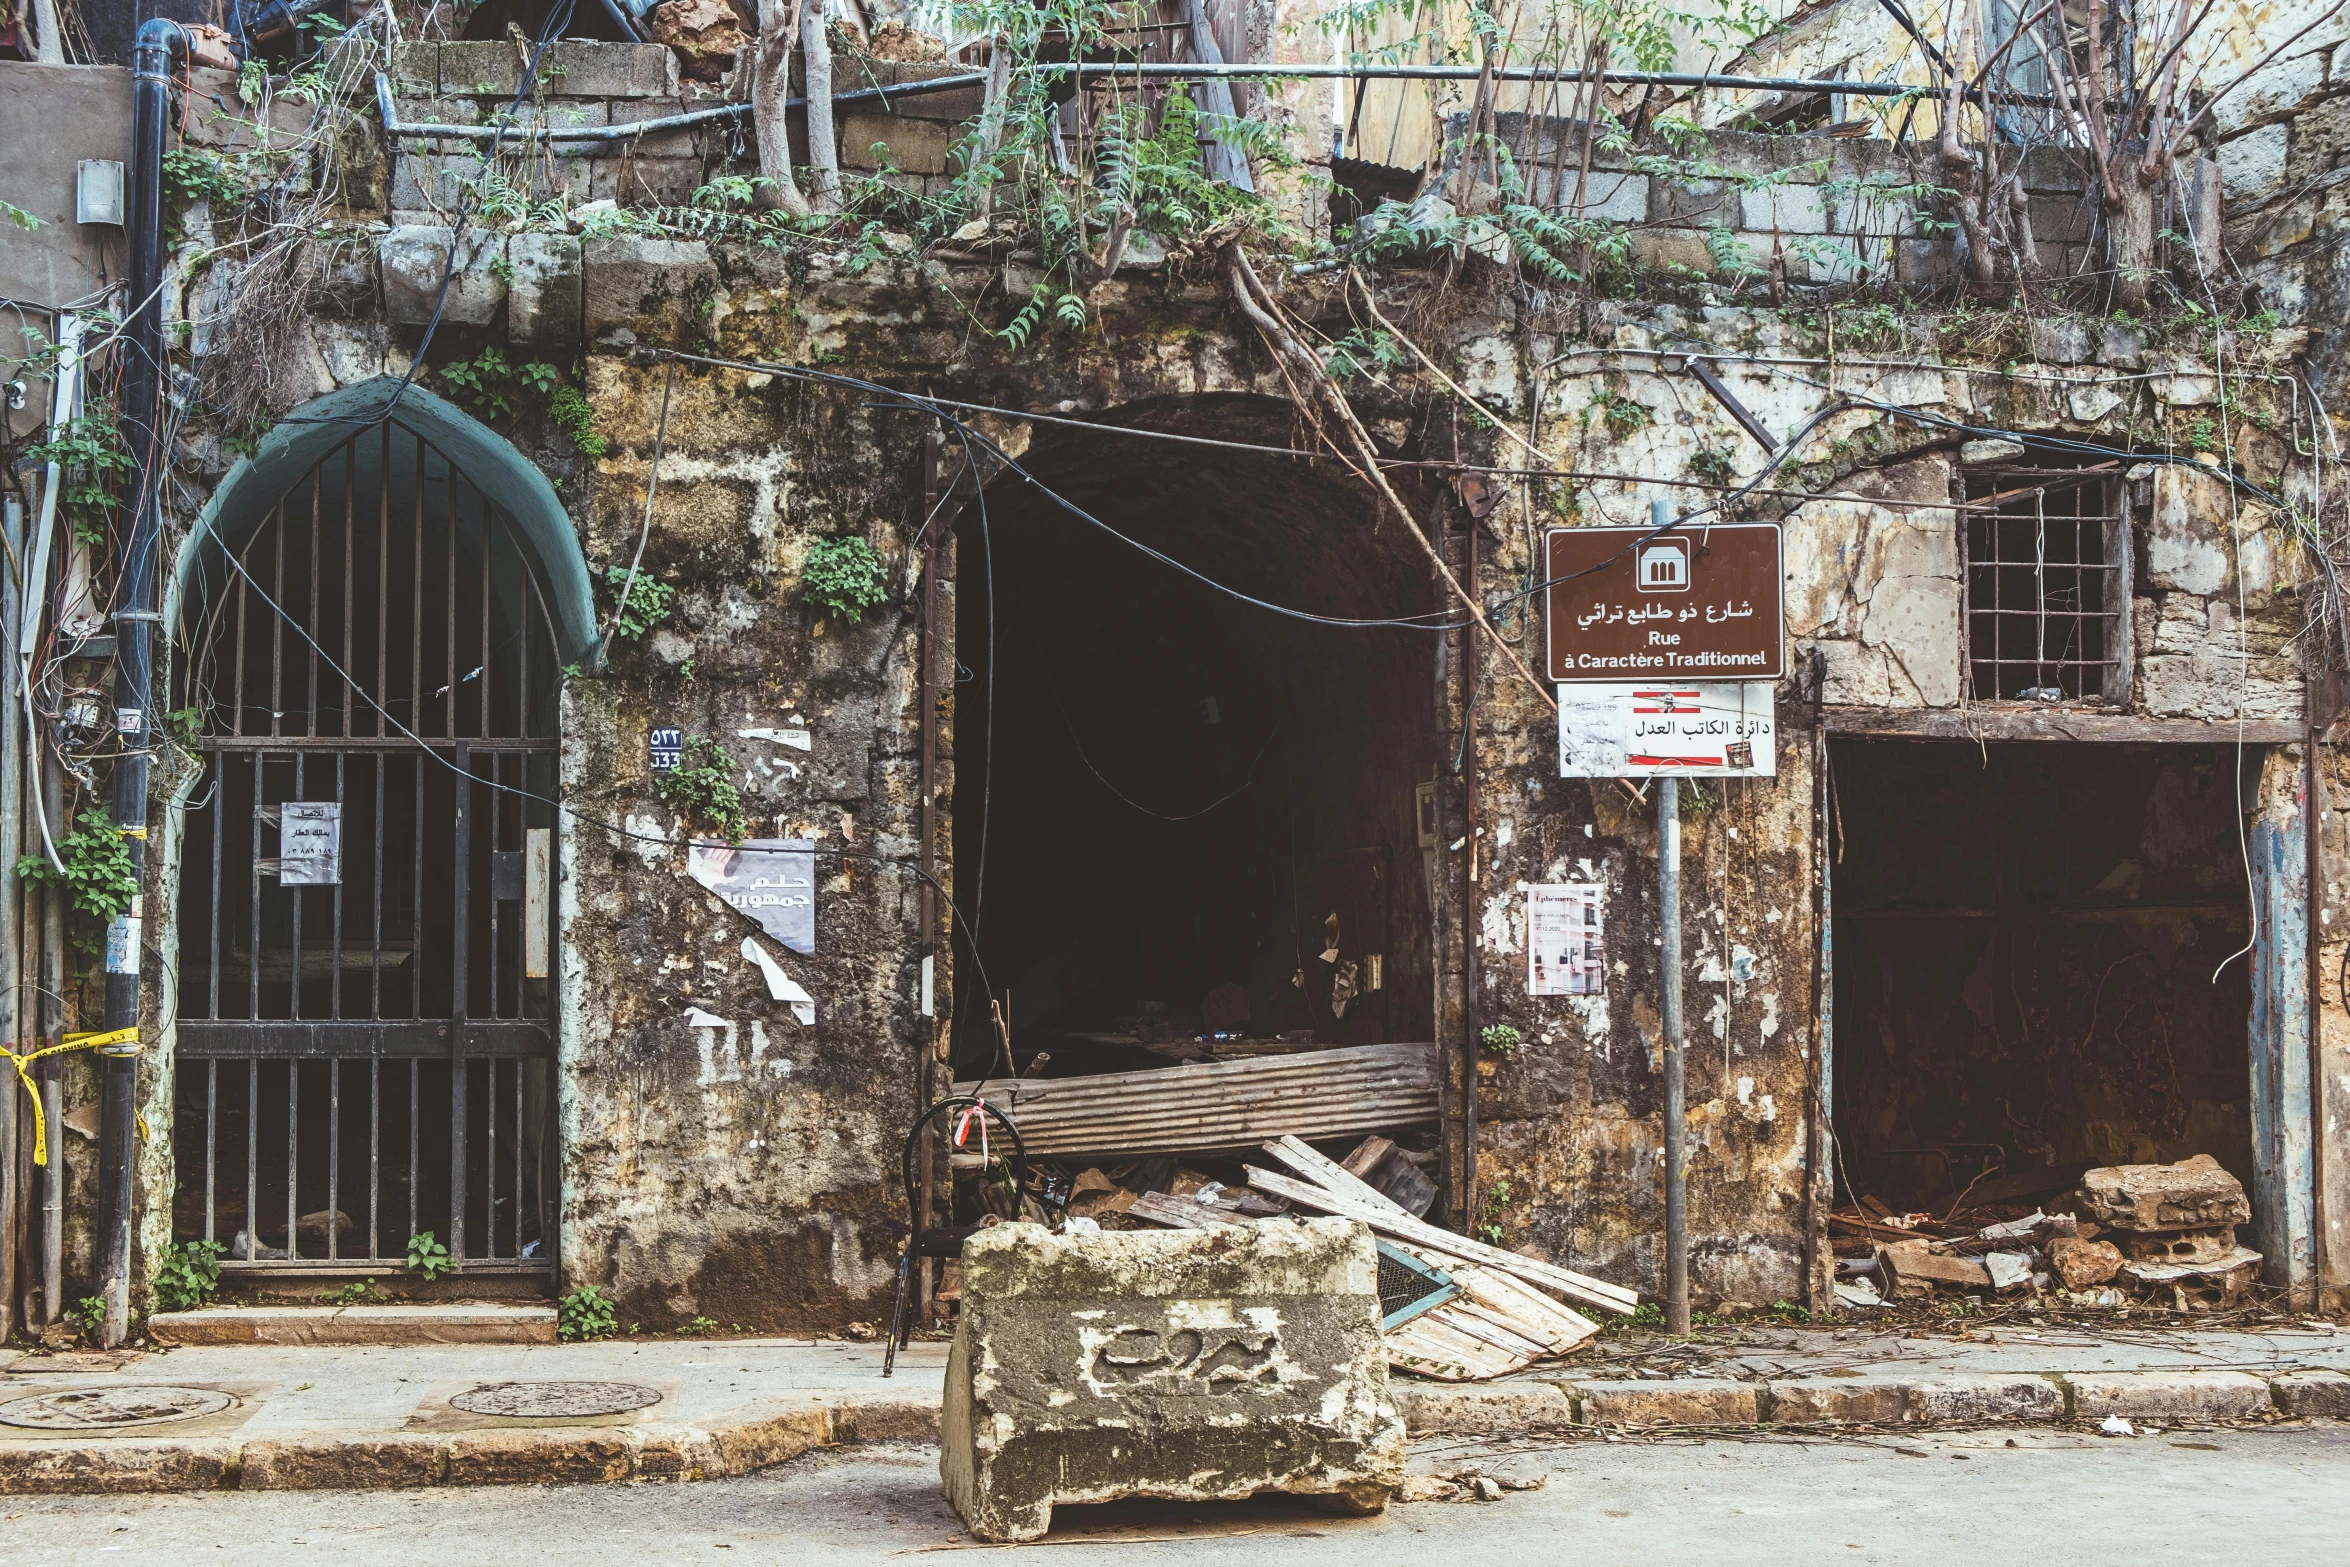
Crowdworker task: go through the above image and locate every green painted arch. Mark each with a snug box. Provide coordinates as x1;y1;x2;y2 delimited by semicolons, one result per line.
167;377;600;668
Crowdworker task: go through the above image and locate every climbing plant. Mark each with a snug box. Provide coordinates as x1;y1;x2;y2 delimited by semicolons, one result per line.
17;811;140;958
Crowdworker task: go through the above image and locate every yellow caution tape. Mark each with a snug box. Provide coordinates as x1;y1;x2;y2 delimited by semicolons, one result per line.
1;1028;142;1167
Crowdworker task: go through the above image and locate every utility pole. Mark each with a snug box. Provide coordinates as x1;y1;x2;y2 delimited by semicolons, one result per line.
97;21;189;1345
0;496;20;1343
1654;499;1690;1336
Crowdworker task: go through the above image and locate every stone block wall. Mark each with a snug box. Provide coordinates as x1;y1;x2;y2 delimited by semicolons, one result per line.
380;40;984;229
1454;112;2099;286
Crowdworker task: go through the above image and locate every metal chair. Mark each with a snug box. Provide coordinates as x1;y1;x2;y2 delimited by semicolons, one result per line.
883;1094;1026;1377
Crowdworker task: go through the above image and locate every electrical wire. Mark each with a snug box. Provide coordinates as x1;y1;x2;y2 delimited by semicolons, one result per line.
1031;615;1284;822
602;359;674;652
662;348;1467;632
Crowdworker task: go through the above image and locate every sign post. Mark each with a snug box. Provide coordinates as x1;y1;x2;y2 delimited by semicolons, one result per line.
1547;502;1786;1336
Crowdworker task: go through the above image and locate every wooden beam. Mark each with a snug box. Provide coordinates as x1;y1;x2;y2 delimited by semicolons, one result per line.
1822;706;2304;744
1246;1163;1641;1314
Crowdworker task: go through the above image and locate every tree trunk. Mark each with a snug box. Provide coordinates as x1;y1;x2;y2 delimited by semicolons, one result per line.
803;0;842;213
2106;177;2159;311
754;0;813;217
27;0;65;62
971;42;1014;220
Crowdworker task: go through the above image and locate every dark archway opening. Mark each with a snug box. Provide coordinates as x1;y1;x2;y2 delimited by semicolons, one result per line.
950;397;1444;1088
1829;739;2256;1218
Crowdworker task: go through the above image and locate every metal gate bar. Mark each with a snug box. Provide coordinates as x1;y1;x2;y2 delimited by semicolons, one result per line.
173;421;559;1273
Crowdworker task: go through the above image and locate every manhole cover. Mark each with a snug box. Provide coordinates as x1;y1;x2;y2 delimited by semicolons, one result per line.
0;1386;234;1431
449;1381;661;1419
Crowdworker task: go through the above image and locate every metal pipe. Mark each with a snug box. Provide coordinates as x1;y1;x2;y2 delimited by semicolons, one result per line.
374;62;1946;143
1460;498;1480;1236
915;427;942;1334
20;314;82;879
2307;697;2333;1305
0;495;21;1342
100;17;188;1345
38;744;65;1326
1657;504;1689;1334
1683;357;1779;451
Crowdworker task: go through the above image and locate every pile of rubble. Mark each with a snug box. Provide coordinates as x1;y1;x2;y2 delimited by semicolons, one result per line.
1836;1155;2262;1311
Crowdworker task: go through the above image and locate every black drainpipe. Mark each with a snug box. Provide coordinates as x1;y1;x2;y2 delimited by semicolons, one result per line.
98;18;188;1345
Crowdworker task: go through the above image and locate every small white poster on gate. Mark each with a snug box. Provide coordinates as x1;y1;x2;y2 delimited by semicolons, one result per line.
1528;883;1605;997
1556;682;1777;778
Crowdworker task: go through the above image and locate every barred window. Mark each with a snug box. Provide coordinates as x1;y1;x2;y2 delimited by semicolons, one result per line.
1962;459;2130;702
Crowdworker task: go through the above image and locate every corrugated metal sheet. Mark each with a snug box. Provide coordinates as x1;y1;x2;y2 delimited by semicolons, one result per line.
952;1042;1437;1157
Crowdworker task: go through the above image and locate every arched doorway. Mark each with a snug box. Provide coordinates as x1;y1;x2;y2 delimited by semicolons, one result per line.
167;381;592;1283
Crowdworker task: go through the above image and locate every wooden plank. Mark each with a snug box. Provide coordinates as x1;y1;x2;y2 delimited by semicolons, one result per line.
1263;1133;1413;1217
1127;1192;1234;1230
523;827;551;979
1821;706;2303;744
1246;1163;1640;1315
1340;1135;1397;1179
1384;1306;1541;1380
951;1043;1438;1157
1446;1264;1599;1353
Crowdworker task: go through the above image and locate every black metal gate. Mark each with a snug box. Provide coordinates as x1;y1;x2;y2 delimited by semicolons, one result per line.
172;423;560;1278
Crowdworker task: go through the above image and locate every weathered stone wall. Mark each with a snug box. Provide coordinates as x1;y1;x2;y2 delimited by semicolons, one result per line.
67;38;2336;1320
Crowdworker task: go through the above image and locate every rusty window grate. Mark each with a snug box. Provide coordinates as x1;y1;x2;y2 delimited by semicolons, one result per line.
1962;462;2129;702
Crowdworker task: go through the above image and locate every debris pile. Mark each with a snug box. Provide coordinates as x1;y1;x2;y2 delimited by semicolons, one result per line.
2077;1155;2261;1303
1237;1135;1634;1379
1052;1133;1637;1380
1833;1156;2261;1311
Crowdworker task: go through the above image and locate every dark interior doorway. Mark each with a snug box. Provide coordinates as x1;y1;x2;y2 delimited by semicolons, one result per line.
950;397;1443;1082
1829;740;2256;1212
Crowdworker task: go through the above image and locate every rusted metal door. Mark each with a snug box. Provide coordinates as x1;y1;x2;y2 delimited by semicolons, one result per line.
172;422;559;1280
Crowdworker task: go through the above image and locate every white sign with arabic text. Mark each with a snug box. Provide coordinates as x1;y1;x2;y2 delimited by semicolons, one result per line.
1556;682;1777;779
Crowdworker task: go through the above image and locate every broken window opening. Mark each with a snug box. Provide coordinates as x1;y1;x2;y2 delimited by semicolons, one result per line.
1962;456;2129;702
1828;739;2256;1243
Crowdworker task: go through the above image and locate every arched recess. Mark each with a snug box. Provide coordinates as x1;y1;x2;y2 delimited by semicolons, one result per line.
169;378;599;667
156;378;594;1284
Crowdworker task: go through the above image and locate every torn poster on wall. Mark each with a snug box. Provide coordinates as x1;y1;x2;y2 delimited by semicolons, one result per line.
1527;883;1605;997
687;838;815;953
742;935;816;1026
1555;682;1776;778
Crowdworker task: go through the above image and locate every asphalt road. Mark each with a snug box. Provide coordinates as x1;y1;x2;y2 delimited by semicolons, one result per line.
4;1426;2344;1565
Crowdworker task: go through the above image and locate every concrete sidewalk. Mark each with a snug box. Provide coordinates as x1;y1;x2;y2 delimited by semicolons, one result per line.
0;1321;2343;1495
0;1335;948;1494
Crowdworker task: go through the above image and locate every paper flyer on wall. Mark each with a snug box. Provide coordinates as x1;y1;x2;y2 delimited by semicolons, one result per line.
1528;883;1605;997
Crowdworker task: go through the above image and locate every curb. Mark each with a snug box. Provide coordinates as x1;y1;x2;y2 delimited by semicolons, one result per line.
4;1368;2342;1495
1393;1367;2350;1440
0;1396;940;1496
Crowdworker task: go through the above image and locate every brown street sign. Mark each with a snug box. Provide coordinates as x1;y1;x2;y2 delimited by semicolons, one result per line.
1544;522;1784;683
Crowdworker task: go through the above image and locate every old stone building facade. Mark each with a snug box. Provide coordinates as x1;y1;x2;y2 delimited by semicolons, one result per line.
1;12;2344;1339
